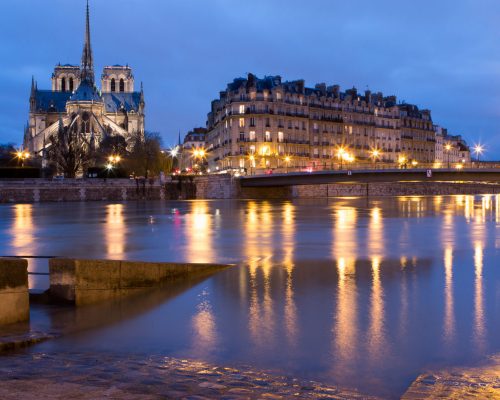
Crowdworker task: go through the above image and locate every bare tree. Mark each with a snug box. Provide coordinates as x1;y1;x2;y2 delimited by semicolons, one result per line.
47;117;94;178
127;131;172;178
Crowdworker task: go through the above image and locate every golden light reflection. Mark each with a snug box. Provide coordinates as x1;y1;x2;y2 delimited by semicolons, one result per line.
332;206;358;377
333;257;357;375
443;247;455;346
245;201;276;350
190;291;217;357
282;202;298;348
473;242;486;351
496;195;500;225
12;204;34;249
368;206;384;258
368;256;386;363
105;204;125;257
185;201;212;263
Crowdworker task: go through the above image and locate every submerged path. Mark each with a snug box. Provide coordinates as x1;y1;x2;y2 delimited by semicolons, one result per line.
402;355;500;399
0;352;379;400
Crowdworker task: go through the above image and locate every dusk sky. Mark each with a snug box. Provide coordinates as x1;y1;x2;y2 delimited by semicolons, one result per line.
1;0;499;157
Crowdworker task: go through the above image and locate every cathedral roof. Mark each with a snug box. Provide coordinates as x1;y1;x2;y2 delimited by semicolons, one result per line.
102;92;142;112
69;78;103;103
33;90;72;112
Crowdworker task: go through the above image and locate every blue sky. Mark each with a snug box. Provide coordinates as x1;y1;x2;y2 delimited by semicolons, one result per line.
1;0;499;157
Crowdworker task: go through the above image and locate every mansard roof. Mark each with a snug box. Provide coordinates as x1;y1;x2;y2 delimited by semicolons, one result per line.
102;92;142;112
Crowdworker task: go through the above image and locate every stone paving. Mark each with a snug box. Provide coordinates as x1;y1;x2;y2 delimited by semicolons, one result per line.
0;352;380;400
402;355;500;399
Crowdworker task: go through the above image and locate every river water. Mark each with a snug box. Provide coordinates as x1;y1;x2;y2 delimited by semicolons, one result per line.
0;196;499;398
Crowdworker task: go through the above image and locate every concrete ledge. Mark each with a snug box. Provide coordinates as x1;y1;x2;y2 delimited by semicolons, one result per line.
0;258;29;325
49;258;233;306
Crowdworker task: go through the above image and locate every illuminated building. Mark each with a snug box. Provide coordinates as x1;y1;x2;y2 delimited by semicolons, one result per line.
24;2;145;156
205;73;470;172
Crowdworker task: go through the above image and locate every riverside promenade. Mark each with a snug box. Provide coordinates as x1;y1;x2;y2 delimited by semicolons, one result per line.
1;169;500;202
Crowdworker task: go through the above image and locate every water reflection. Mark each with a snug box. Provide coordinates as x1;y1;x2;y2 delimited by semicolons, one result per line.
282;202;298;348
190;289;218;358
185;201;213;263
12;204;34;249
473;242;486;351
105;204;125;257
245;201;276;351
331;207;358;380
1;196;499;398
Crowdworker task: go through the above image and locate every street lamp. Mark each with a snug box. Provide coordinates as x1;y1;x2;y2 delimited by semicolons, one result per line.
284;155;291;173
473;144;484;167
398;155;406;169
15;150;30;167
369;149;381;169
248;154;255;175
444;143;452;169
108;155;121;164
192;147;207;173
336;146;347;170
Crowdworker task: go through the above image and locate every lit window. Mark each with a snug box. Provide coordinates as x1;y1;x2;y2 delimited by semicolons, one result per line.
265;131;271;141
278;131;284;142
239;118;245;128
276;92;282;100
250;145;256;154
249;131;256;140
239;105;245;114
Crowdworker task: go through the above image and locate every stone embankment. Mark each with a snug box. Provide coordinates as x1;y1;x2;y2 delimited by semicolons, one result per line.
1;175;499;202
49;258;233;306
0;179;164;203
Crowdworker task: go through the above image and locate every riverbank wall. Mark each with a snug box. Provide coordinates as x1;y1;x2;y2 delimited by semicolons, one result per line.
0;258;29;325
1;176;500;203
49;258;233;306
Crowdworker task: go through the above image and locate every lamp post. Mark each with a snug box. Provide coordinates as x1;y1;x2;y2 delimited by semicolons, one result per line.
444;143;452;169
248;154;255;175
284;156;291;173
16;150;30;167
369;149;381;169
337;147;347;170
473;144;484;168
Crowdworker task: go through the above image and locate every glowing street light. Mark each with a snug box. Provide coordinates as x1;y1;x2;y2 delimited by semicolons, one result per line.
284;155;291;173
169;146;179;158
336;146;348;170
108;155;121;164
398;155;406;169
473;144;484;166
15;150;30;167
369;149;381;168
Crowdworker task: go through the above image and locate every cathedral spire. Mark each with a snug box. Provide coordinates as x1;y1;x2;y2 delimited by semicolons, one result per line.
80;0;94;84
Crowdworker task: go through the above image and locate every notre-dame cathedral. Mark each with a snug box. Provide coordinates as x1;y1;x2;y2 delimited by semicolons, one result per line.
24;1;145;156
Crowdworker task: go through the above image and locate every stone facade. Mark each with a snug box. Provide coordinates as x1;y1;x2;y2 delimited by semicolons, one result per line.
24;3;145;157
205;74;470;172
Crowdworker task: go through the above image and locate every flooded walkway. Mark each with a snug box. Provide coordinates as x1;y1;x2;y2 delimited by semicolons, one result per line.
0;352;379;400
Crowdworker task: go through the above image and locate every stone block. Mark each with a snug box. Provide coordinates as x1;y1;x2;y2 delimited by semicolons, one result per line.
0;258;29;325
120;261;160;288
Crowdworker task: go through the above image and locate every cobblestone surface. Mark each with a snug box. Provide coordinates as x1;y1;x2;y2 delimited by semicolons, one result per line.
0;352;380;399
402;355;500;399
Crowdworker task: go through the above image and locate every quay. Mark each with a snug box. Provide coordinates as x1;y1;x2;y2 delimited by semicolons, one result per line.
0;168;500;202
